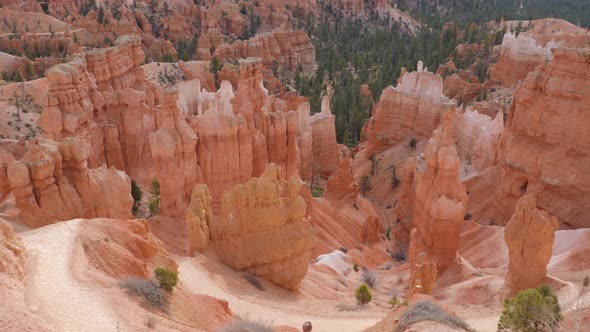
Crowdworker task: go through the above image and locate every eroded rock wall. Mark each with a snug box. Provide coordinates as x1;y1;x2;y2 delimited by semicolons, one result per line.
496;48;590;228
4;138;132;227
406;115;468;273
364;62;456;155
504;194;558;295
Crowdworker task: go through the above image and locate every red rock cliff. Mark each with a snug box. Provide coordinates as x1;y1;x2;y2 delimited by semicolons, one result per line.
496;48;590;229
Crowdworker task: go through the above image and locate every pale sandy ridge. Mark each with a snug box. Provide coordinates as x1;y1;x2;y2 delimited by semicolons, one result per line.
178;255;383;331
21;220;121;332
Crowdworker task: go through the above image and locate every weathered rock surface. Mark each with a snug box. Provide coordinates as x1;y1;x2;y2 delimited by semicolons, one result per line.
0;220;25;280
496;48;590;228
406;114;468;272
78;218;177;279
41;36;198;217
0;220;52;331
0;0;41;12
504;194;558;294
185;184;212;255
40;36;335;220
490;32;556;86
214;29;316;72
409;253;438;295
209;164;313;290
326;146;358;199
364;62;456;155
452;107;504;170
4;138;132;227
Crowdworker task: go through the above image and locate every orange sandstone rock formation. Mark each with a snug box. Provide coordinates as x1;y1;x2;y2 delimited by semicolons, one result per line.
41;36;198;217
406;115;468;273
185;184;212;255
209;164;313;290
496;48;590;228
452;107;504;170
5;138;132;227
409;252;438;296
310;96;339;177
326;146;358;199
78;218;178;279
490;32;556;86
504;194;558;295
214;29;316;73
364;62;456;155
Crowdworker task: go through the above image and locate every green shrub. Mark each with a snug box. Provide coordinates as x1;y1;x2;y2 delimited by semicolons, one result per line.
389;296;400;308
154;267;178;292
498;285;562;332
131;179;142;216
311;186;324;197
353;264;359;272
355;284;372;305
148;178;160;216
395;301;473;332
162;53;174;63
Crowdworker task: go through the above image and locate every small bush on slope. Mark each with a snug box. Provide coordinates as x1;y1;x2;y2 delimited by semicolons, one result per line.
498;285;562;332
120;277;167;311
218;319;273;332
355;284;372;305
395;301;474;332
154;267;178;292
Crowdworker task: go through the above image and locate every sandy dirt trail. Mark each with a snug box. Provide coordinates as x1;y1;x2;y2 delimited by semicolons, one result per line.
21;220;121;332
178;256;383;331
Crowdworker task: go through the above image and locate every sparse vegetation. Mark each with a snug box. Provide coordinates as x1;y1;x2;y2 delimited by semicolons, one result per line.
131;179;142;216
243;274;264;291
148;178;161;216
355;284;372;305
311;186;324;197
395;301;474;332
353;264;359;272
154;268;178;292
219;318;272;332
498;285;562;332
120;277;167;311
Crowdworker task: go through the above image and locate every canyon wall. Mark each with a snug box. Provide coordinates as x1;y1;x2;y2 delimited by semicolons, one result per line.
496;48;590;228
40;36;335;220
364;62;456;155
213;29;316;73
40;35;198;217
